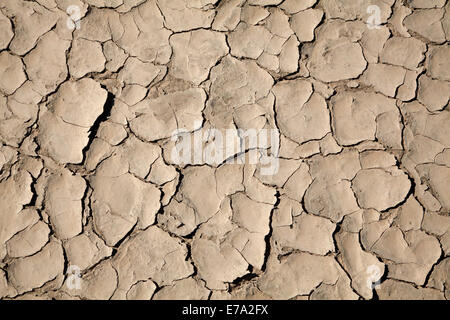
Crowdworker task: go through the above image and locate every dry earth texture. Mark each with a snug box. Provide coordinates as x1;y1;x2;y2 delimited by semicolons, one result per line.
0;0;449;300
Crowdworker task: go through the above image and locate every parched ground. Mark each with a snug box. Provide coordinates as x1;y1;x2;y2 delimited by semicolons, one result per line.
0;0;449;300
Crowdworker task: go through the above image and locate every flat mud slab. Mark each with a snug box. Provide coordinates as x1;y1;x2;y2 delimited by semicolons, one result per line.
0;0;449;300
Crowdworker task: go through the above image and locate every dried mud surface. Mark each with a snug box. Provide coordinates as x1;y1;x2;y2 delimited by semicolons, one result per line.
0;0;449;300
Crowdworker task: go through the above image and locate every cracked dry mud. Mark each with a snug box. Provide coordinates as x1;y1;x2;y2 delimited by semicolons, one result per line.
0;0;449;301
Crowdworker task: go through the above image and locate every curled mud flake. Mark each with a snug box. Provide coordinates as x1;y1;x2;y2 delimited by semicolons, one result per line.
376;279;445;300
427;258;450;297
404;9;446;43
428;46;450;81
290;9;323;43
257;252;347;299
170;30;228;85
68;39;106;79
352;168;411;212
212;0;243;32
335;231;384;299
126;280;156;300
273;80;330;145
1;0;58;55
64;232;112;271
307;21;368;83
273;212;335;255
0;11;13;50
380;37;426;70
37;79;108;164
129;88;206;142
280;0;317;14
23;31;71;96
44;169;86;240
0;172;35;246
6;221;50;258
0;52;26;96
90;172;161;246
156;0;215;32
417;75;450;112
153;278;210;300
7;241;64;295
111;226;193;299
